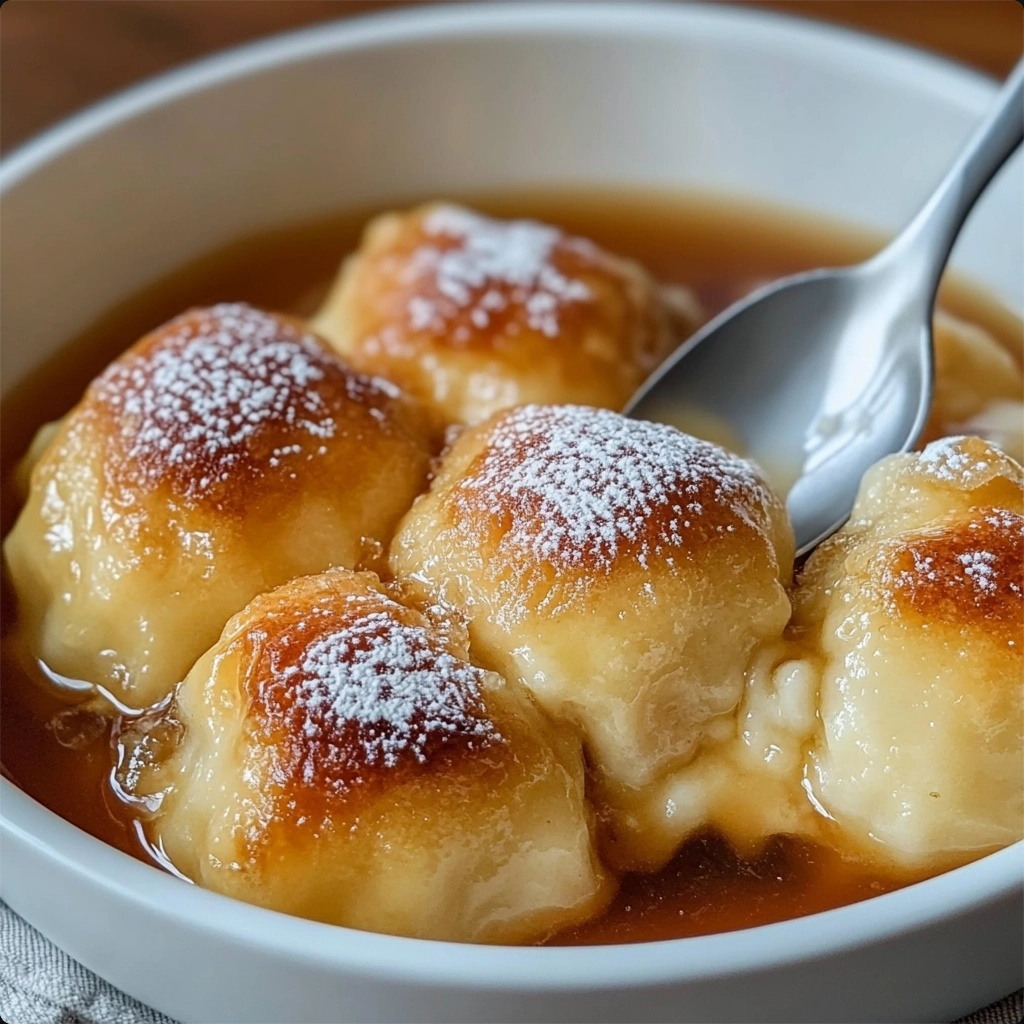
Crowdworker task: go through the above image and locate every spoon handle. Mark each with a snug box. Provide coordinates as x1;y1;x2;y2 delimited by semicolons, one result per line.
877;58;1024;296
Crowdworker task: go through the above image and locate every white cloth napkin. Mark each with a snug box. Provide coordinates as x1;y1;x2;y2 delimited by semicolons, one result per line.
0;900;176;1024
2;897;1021;1024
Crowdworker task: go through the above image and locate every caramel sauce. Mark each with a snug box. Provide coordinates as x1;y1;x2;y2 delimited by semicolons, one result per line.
2;190;1020;945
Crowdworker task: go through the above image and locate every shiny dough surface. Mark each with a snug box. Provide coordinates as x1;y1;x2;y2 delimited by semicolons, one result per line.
3;304;433;708
787;437;1024;868
391;403;795;870
120;567;612;943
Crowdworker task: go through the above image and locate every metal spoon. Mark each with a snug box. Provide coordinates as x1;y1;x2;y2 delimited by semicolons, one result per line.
626;60;1024;556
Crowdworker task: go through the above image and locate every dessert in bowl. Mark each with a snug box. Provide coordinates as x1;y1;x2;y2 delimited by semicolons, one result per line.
1;4;1021;1022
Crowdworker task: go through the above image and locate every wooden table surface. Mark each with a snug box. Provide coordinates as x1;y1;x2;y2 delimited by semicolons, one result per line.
2;0;1022;155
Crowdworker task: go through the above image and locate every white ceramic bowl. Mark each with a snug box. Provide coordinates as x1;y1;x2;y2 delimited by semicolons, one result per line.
1;5;1021;1022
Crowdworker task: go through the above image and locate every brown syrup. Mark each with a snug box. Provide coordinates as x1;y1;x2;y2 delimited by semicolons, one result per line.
1;189;1020;945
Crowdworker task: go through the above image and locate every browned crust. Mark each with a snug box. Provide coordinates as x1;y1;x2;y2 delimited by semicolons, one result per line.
230;573;501;814
346;205;660;357
84;304;426;511
874;507;1023;638
440;405;780;580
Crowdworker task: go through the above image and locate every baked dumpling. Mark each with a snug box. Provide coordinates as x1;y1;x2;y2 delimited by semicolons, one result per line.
790;436;1024;869
120;568;611;943
390;404;794;869
3;304;433;709
924;311;1024;463
311;204;679;427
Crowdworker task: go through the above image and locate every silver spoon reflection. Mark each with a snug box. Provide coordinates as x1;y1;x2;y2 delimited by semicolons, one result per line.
627;60;1024;556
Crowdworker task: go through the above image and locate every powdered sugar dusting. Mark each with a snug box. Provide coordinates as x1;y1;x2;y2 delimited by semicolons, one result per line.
262;596;498;792
879;508;1023;619
917;436;994;483
93;304;392;498
957;549;998;593
986;508;1020;530
453;405;773;574
401;206;594;339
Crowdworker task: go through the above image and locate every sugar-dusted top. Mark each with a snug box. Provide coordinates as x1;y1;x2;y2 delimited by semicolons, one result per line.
916;435;1003;486
877;507;1023;637
249;585;499;795
90;303;406;503
368;204;610;345
450;404;780;576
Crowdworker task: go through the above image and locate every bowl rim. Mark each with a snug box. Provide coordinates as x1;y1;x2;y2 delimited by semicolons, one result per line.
1;0;1021;993
5;782;1022;989
0;0;1000;190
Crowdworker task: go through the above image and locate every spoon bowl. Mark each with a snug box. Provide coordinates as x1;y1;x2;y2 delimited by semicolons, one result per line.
630;264;933;554
628;59;1024;555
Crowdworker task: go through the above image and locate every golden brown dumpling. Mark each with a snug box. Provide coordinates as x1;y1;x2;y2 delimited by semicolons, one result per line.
790;437;1024;869
390;404;794;870
3;304;433;709
120;568;611;943
311;204;679;427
